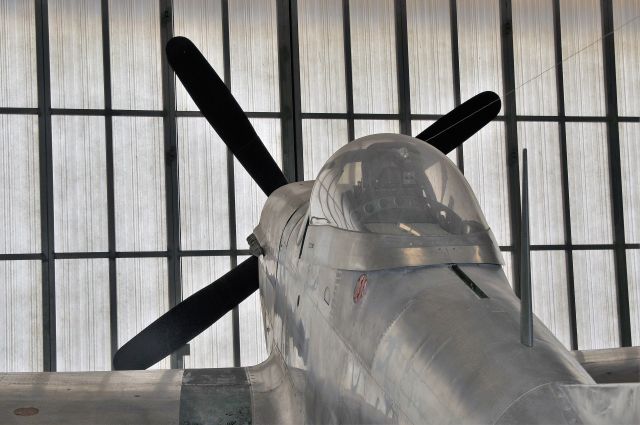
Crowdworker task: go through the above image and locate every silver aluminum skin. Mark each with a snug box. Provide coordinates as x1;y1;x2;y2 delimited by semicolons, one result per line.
252;134;639;424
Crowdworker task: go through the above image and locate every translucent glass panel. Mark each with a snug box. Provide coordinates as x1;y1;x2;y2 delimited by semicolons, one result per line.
627;250;640;345
353;120;399;138
566;123;612;244
573;250;619;349
178;118;230;250
238;256;267;366
560;0;605;116
116;257;169;369
511;0;557;115
0;115;40;254
518;122;564;244
181;257;233;368
55;259;110;371
49;0;104;109
531;251;571;349
228;0;280;112
620;123;640;243
463;122;511;245
173;0;224;111
0;261;42;372
52;116;107;252
235;119;282;248
406;0;453;115
457;0;503;103
613;0;639;116
349;0;398;114
298;0;346;113
109;0;162;110
302;119;349;180
113;117;166;251
410;120;458;165
0;0;37;107
502;251;514;288
240;290;268;366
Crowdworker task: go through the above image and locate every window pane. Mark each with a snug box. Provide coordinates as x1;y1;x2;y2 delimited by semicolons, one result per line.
302;119;348;180
181;257;233;368
116;257;169;369
0;261;42;372
566;123;612;244
350;0;398;114
298;0;346;113
406;0;454;115
502;250;514;289
620;122;640;243
0;115;40;254
0;0;37;107
613;0;640;116
463;122;511;245
234;119;282;248
353;120;399;138
229;0;279;112
560;0;605;116
457;0;503;103
238;256;267;366
627;249;640;345
56;259;110;371
573;250;619;349
531;251;571;349
109;0;162;110
518;122;564;244
49;0;104;109
173;0;224;111
511;0;557;115
53;116;107;252
178;117;230;250
113;117;166;251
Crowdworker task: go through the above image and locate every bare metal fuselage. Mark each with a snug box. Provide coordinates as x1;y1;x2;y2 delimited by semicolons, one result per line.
253;181;636;424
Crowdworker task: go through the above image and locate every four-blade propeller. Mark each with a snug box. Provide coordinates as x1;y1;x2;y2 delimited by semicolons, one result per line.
112;36;501;370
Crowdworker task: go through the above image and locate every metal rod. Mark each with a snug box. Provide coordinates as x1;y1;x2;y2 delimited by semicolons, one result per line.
600;0;631;347
220;0;241;368
499;0;522;298
100;0;119;363
34;0;56;372
520;149;533;347
551;0;578;350
342;0;355;142
394;0;411;136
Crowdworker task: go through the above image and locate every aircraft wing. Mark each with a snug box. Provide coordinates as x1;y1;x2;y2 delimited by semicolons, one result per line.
0;353;302;425
573;346;640;383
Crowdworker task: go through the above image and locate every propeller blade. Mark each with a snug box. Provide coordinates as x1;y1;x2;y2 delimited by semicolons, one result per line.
113;256;258;370
166;36;288;196
416;91;501;154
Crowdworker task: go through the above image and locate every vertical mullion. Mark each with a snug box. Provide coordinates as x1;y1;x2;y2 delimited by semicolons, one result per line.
220;0;241;367
277;0;303;182
394;0;411;136
34;0;55;372
499;0;522;297
342;0;354;141
449;0;464;172
552;0;578;350
600;0;631;347
159;0;182;367
101;0;118;363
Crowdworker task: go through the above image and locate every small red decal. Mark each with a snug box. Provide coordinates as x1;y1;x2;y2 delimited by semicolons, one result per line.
353;274;368;304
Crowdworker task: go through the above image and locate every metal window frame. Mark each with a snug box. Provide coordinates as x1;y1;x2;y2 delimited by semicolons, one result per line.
1;0;637;373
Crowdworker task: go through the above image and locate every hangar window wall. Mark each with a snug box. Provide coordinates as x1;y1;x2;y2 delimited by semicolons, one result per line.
0;0;638;372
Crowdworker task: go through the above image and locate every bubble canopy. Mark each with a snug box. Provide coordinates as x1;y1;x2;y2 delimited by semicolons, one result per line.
309;134;489;238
